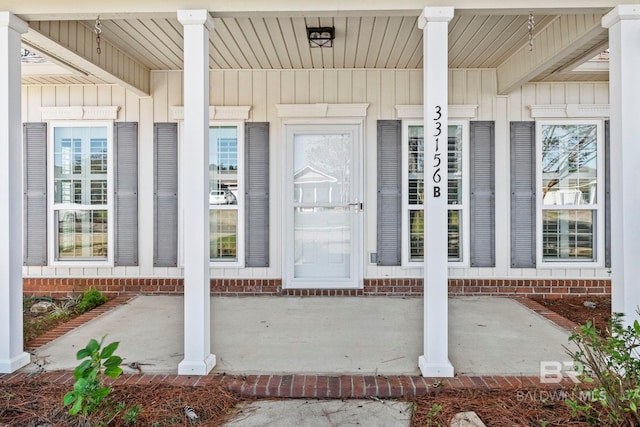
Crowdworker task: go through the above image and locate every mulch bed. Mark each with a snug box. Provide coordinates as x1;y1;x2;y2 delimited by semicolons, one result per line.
531;295;612;332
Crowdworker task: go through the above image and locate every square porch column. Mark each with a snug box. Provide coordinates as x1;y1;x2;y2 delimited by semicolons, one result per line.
177;9;216;375
0;12;30;373
603;5;640;325
418;6;455;377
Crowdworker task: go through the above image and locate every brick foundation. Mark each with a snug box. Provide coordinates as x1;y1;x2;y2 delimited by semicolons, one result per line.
23;277;611;298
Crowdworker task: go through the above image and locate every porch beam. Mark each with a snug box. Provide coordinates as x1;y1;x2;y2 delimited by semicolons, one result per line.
602;5;640;326
0;11;30;373
496;13;606;95
418;6;455;378
22;21;150;96
177;9;216;376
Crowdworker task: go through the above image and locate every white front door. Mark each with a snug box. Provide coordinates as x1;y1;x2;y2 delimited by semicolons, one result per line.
284;124;362;289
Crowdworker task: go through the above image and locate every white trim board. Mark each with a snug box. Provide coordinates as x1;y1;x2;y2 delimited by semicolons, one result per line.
529;104;610;118
276;104;369;118
395;104;478;119
169;106;251;121
40;106;120;121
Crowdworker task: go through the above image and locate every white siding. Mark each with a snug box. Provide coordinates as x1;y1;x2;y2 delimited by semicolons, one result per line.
22;71;611;281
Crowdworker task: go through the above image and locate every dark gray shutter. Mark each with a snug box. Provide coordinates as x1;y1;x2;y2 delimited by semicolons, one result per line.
23;122;48;266
113;122;138;266
154;123;178;267
245;122;270;267
510;121;536;267
604;120;611;268
470;121;495;267
377;120;402;266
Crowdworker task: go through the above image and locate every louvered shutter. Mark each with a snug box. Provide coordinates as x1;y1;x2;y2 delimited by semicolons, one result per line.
23;122;48;266
154;123;178;267
470;121;495;267
245;122;270;267
113;122;138;266
604;120;611;268
377;120;402;266
510;121;536;268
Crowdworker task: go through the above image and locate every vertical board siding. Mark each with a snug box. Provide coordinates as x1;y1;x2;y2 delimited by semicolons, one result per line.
23;123;48;266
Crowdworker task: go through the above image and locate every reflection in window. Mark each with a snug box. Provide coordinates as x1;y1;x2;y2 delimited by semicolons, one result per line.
209;126;240;261
53;126;109;260
407;124;464;262
540;123;599;262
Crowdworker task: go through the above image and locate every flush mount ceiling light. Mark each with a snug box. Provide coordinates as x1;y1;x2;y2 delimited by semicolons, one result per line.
306;27;335;48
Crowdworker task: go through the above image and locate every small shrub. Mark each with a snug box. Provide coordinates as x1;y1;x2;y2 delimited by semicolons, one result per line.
565;312;640;426
78;288;107;313
63;336;123;416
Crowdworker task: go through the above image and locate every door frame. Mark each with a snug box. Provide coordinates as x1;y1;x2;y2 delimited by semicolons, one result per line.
282;120;364;289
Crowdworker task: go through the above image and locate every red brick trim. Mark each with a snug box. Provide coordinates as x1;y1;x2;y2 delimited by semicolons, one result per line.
0;371;580;398
514;297;579;331
23;277;611;298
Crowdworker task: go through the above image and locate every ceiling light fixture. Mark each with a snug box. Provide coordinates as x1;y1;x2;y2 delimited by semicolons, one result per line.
306;27;335;48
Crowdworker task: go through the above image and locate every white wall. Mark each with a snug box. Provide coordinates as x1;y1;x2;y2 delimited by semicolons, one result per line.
22;71;612;281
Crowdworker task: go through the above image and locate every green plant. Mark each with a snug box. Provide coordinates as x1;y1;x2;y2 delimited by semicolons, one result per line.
77;288;107;313
425;403;442;427
63;336;123;416
124;404;142;425
565;312;640;426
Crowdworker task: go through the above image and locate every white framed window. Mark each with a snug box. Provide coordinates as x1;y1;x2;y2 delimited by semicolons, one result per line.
209;124;244;265
536;120;604;265
49;122;113;264
402;121;469;266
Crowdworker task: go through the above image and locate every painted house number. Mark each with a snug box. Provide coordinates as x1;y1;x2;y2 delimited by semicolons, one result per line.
432;105;442;198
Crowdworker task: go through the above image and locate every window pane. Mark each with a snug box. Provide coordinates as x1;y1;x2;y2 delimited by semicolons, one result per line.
448;125;463;205
56;209;108;259
448;210;461;261
209;126;239;205
409;209;424;261
541;124;597;206
210;210;237;260
54;127;108;205
408;125;424;205
542;210;594;260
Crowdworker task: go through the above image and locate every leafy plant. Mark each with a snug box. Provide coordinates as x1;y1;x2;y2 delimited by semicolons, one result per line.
124;404;142;425
63;336;123;416
77;288;107;313
565;311;640;426
425;403;442;427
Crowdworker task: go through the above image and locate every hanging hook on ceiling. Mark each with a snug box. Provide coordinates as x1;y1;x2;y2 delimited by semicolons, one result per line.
527;13;535;52
94;16;102;55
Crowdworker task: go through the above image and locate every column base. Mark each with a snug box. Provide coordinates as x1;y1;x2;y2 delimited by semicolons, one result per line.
0;351;31;374
418;355;454;377
178;354;216;376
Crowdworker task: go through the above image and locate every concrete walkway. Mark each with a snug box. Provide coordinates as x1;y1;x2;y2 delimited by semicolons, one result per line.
14;296;578;426
22;296;575;376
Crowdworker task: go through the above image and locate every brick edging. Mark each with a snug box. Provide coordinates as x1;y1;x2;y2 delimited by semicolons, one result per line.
24;294;137;350
0;372;578;398
513;297;579;331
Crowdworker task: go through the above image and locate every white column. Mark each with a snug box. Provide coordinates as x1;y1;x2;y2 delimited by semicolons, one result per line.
177;9;215;375
418;6;455;377
0;12;30;373
603;5;640;326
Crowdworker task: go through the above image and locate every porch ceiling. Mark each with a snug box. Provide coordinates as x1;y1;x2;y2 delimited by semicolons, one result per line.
21;11;609;87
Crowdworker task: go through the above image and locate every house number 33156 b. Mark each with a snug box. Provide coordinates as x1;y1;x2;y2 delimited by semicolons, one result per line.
432;105;442;198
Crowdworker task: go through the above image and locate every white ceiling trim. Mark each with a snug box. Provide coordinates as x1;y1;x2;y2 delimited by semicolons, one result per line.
276;103;370;118
528;104;610;118
395;104;478;119
169;106;252;121
40;106;120;120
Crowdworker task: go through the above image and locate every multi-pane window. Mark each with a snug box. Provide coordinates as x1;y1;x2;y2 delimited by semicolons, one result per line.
406;123;465;263
539;122;600;262
52;126;110;261
209;125;242;262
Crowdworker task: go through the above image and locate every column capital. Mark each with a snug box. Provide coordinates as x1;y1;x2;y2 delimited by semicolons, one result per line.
177;9;213;31
418;6;454;29
603;4;640;29
0;11;28;34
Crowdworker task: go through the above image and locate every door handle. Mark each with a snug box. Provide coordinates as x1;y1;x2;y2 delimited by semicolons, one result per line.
348;200;363;212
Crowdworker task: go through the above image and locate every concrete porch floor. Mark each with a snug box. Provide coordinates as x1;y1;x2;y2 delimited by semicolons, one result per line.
21;296;575;377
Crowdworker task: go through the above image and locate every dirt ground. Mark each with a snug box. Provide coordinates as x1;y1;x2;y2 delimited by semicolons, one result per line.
2;296;613;426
